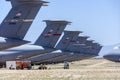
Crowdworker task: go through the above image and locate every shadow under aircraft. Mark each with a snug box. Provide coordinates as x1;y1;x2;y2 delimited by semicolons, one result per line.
0;20;70;66
0;0;48;50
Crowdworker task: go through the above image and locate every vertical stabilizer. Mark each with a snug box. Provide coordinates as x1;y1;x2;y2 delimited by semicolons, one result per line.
35;20;71;48
92;43;102;54
56;31;81;51
98;45;102;53
83;40;99;54
0;0;48;39
85;40;94;46
76;36;89;44
69;36;89;52
92;43;99;49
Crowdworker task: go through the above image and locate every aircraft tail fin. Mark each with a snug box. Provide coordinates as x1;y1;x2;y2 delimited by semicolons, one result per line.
0;0;48;39
55;31;81;51
98;45;102;53
92;43;103;54
35;20;71;48
85;40;94;46
68;36;88;52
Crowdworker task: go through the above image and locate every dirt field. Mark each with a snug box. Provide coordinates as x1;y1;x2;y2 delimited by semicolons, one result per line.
0;58;120;80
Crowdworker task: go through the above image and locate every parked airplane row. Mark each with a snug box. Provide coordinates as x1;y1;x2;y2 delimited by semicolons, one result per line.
0;0;103;67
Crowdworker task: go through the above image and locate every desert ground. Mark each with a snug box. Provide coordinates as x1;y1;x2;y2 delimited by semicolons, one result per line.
0;58;120;80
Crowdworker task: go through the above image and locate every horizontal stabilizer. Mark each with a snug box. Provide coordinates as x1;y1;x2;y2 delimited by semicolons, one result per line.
0;38;30;50
6;0;49;7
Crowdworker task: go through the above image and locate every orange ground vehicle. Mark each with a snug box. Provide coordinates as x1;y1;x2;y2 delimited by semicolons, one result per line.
16;60;31;70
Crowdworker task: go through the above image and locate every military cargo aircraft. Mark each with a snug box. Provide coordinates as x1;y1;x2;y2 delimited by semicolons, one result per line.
26;31;82;64
0;20;70;66
0;0;103;66
103;45;120;62
0;0;48;50
29;35;102;64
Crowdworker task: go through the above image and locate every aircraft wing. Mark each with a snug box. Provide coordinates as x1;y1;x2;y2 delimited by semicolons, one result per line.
0;37;30;50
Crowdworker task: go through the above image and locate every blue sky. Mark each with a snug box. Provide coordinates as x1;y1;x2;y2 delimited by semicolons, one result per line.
0;0;120;46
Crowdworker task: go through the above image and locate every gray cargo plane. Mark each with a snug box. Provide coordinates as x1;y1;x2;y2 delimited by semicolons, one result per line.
31;35;102;64
26;31;82;64
0;20;70;65
77;40;102;54
42;34;93;63
103;45;120;62
0;0;48;50
62;40;102;62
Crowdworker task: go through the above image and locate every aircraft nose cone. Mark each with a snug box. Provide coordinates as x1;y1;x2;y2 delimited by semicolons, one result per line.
103;54;120;62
